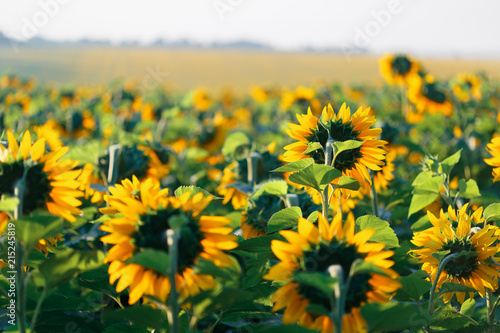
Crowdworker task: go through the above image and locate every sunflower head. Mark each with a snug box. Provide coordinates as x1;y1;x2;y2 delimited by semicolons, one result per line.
410;204;500;303
485;136;500;182
100;177;238;304
264;212;401;332
380;54;419;85
241;194;284;239
452;73;482;102
408;74;453;116
284;103;387;189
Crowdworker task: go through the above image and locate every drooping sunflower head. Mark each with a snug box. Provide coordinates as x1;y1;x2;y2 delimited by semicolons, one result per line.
485;135;500;182
380;54;420;85
364;148;396;195
241;194;285;239
100;177;238;304
217;162;250;210
451;73;482;102
410;204;500;303
407;74;453;116
264;213;401;333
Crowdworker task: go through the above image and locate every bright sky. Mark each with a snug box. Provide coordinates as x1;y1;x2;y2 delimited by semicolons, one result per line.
0;0;498;57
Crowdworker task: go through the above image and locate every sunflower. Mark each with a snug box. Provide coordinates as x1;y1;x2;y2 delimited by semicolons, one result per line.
195;111;234;153
100;177;238;304
407;74;453;116
364;149;396;196
241;195;284;239
485;135;500;182
379;54;420;85
264;213;401;333
32;120;64;151
0;130;83;254
452;73;482;102
280;86;322;114
410;204;500;303
217;162;249;210
193;88;212;111
283;103;387;190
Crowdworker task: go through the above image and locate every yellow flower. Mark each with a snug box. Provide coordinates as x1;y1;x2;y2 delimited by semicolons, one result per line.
410;204;500;303
217;162;249;210
284;103;387;190
485;135;500;182
452;73;482;102
364;149;396;195
0;130;83;254
193;88;212;111
100;177;238;304
32;120;64;151
264;213;401;333
379;54;420;85
407;74;453;116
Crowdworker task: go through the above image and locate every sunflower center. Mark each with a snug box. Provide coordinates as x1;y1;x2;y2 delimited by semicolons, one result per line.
133;209;204;272
0;161;52;214
98;146;151;182
298;241;372;313
243;195;284;233
197;124;216;144
422;82;447;104
327;120;363;172
391;56;412;76
441;237;478;279
304;126;329;164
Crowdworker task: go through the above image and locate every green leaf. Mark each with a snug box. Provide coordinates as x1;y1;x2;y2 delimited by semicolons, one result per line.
39;248;105;288
350;259;390;277
16;214;64;251
102;305;168;331
256;324;317;333
438;149;462;175
461;298;475;318
195;258;233;280
334;176;360;191
362;302;429;331
412;176;444;194
412;171;434;187
484;203;500;223
222;132;250;156
190;286;255;318
267;207;302;233
437;282;476;296
355;215;399;248
303;142;323;155
431;250;451;262
307;211;319;223
252;180;288;200
237;233;285;254
408;193;439;218
103;323;150;333
332;140;363;156
293;272;338;296
0;195;19;212
272;158;314;172
457;179;481;199
411;214;432;232
174;185;220;199
127;249;170;275
288;163;341;193
395;270;431;302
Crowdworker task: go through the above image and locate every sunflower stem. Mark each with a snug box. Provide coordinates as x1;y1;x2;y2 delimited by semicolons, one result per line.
30;285;47;330
369;171;379;217
486;288;496;332
427;253;460;315
322;140;335;218
14;178;27;333
107;144;122;185
247;152;262;188
328;265;344;333
166;229;180;333
285;194;299;208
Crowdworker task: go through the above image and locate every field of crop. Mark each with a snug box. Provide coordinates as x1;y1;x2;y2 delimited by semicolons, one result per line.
1;53;500;333
2;47;500;89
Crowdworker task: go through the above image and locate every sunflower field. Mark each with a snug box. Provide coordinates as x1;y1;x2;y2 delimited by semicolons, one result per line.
1;55;500;333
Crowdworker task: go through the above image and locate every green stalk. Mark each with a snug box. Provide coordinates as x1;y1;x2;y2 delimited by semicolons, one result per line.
322;140;335;218
14;179;26;333
486;288;495;333
30;285;47;330
247;152;262;188
166;230;180;333
428;253;459;315
328;265;344;333
369;171;379;217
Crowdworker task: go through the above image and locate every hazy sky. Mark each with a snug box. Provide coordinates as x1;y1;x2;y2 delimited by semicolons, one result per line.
0;0;498;57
